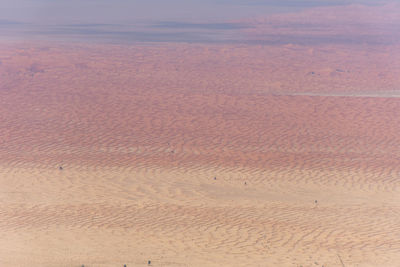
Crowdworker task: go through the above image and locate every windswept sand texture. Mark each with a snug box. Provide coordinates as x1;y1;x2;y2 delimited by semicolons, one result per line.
1;41;400;267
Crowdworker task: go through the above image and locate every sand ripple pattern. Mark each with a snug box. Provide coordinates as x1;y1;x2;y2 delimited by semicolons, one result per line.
1;43;400;266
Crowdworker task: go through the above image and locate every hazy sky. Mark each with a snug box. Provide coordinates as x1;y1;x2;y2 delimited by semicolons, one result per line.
0;0;395;24
1;0;398;44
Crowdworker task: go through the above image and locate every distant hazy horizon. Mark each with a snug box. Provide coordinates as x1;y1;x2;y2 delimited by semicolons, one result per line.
0;0;399;44
2;0;396;24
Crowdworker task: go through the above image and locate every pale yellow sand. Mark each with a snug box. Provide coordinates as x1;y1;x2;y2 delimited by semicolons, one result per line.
1;42;400;266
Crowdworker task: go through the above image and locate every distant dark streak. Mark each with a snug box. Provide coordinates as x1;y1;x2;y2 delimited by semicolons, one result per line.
0;19;25;26
152;21;253;30
18;27;400;45
2;21;399;45
29;28;222;43
61;23;121;28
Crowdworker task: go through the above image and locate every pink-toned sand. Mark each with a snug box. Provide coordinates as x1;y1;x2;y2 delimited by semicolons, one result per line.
1;41;400;266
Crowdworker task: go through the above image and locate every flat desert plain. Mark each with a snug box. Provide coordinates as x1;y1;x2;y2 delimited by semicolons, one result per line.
1;42;400;267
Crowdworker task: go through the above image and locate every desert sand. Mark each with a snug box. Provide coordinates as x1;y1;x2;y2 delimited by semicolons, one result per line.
1;41;400;267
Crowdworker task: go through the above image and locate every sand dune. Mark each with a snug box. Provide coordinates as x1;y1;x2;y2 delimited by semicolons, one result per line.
1;42;400;266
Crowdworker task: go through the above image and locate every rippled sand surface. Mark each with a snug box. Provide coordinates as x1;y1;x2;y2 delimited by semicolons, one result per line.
1;42;400;266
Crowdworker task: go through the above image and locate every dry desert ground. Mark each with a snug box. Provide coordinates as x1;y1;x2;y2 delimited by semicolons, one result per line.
1;42;400;266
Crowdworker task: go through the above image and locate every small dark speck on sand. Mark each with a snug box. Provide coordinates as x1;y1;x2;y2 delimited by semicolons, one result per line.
59;166;63;170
